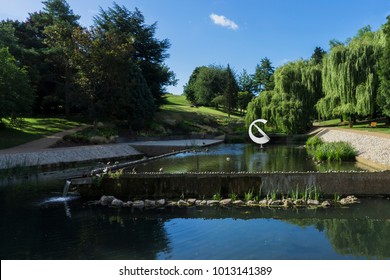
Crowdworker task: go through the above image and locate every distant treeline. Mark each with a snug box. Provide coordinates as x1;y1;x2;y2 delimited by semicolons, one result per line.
0;0;176;130
185;18;390;134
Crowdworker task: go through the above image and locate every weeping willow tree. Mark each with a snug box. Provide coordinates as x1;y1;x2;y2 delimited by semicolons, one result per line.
379;16;390;121
317;26;384;124
246;60;323;134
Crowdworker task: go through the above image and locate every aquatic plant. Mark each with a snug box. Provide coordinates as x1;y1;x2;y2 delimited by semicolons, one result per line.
306;136;324;148
212;193;222;201
306;138;357;161
244;189;254;201
229;192;238;201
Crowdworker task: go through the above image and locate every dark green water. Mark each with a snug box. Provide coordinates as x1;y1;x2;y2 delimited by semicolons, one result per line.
134;144;370;173
1;144;388;260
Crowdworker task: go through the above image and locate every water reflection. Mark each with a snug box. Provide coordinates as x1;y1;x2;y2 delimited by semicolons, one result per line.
135;144;368;173
1;192;389;259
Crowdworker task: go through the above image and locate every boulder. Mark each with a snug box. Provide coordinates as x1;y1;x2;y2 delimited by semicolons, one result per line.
206;200;219;206
294;199;306;206
195;200;202;206
246;200;257;206
187;198;196;205
307;199;320;206
123;201;133;207
233;200;245;206
339;195;360;205
145;200;156;207
133;200;145;208
283;199;293;208
321;200;331;208
269;200;283;206
220;199;232;206
258;199;268;206
111;198;124;207
156;199;166;207
100;195;116;206
177;200;188;206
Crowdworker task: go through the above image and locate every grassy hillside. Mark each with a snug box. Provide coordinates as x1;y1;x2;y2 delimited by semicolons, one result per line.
146;94;245;136
0;118;85;149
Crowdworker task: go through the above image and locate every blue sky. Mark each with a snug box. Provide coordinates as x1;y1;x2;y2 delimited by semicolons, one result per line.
1;0;390;94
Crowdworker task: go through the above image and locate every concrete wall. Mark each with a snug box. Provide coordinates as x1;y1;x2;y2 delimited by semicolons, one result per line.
73;171;390;199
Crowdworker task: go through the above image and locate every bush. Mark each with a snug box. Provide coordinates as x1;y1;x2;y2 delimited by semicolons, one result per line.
306;136;324;148
306;138;356;161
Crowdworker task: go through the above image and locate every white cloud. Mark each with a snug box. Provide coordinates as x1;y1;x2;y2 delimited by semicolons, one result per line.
209;13;238;30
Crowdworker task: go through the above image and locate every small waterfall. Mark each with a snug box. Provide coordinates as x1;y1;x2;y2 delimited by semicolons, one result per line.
62;180;71;197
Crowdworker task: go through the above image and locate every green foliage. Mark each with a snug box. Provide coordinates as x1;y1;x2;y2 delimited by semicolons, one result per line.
379;16;390;118
0;48;34;123
317;26;383;121
224;64;239;117
306;136;324;148
307;140;357;161
253;57;275;93
244;188;254;201
229;192;238;201
212;193;222;201
184;65;227;106
246;59;323;134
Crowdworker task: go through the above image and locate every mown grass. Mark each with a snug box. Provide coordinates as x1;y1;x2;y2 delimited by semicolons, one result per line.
150;94;245;136
0;118;85;149
314;118;390;134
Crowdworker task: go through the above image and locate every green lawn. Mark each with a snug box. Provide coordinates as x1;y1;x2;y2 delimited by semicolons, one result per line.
161;94;241;119
0;118;85;149
314;118;390;134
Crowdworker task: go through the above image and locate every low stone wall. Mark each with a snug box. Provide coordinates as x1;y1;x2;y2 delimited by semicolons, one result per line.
73;171;390;199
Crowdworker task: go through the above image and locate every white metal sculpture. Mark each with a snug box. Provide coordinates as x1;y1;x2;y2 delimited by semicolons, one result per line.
248;119;270;147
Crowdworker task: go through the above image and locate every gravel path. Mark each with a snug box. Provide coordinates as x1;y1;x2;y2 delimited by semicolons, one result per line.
318;129;390;167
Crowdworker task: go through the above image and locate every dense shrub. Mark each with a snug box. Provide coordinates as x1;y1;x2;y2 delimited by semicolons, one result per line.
306;137;356;161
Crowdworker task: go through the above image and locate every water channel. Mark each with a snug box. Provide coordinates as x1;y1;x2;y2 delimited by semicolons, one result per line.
1;144;389;259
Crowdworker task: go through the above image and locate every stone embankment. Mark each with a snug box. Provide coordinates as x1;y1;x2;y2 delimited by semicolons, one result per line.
318;128;390;169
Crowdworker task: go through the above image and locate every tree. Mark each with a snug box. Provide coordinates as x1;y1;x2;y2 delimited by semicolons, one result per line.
0;48;34;124
253;57;275;93
183;65;227;105
223;64;239;117
42;0;81;116
71;22;155;129
311;46;326;65
246;60;323;134
237;69;255;93
379;15;390;120
94;4;176;107
317;26;383;125
237;91;254;114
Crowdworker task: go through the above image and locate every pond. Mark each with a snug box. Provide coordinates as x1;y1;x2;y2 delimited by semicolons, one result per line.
0;144;387;260
1;176;389;260
134;144;371;172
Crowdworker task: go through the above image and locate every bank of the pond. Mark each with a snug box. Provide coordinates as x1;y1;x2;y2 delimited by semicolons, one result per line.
317;128;390;170
0;139;223;171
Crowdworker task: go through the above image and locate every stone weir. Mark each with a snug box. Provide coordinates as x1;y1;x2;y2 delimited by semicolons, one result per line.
71;170;390;199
